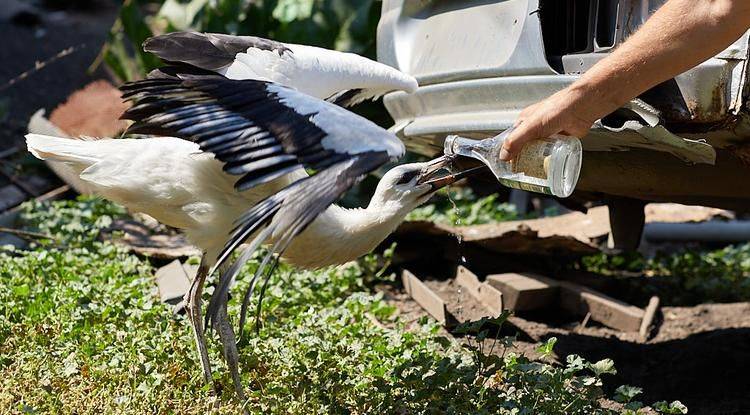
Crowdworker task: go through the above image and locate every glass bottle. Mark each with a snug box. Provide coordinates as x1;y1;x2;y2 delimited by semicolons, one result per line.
443;128;582;197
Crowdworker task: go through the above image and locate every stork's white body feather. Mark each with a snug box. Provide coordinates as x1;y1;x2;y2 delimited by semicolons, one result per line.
26;135;416;269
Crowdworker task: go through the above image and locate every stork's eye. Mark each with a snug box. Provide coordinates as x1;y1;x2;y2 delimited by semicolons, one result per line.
395;170;419;184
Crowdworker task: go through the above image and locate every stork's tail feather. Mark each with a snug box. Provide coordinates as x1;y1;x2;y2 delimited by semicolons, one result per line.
25;134;101;170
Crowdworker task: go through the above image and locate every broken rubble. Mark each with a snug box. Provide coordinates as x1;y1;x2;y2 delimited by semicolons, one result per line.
404;266;658;335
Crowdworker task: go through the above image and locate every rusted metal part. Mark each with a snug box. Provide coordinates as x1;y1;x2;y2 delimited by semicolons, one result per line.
727;142;750;167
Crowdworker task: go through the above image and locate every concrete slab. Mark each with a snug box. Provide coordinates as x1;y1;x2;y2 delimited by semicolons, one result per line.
486;273;559;311
155;260;191;305
182;262;199;281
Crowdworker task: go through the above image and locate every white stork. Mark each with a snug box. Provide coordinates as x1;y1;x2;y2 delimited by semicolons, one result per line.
24;51;458;401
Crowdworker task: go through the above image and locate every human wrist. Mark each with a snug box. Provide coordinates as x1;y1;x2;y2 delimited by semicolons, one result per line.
565;76;622;122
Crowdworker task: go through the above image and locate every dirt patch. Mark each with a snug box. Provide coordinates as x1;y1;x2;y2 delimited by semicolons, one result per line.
381;277;750;414
423;278;492;325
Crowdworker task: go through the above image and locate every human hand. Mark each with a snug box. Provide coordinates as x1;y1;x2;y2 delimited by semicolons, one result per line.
499;87;601;161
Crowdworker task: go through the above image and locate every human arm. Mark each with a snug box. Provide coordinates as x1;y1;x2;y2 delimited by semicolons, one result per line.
499;0;750;161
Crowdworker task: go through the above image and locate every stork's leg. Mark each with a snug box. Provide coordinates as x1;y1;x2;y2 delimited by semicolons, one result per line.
215;298;248;405
184;255;216;393
214;265;248;406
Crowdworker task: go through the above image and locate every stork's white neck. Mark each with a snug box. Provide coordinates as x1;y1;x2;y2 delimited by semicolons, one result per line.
281;201;407;269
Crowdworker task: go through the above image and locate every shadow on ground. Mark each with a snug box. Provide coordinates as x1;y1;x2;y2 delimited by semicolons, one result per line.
546;328;750;414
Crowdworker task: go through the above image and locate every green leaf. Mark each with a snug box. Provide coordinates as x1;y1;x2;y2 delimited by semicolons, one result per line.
614;385;643;403
272;0;315;23
589;358;617;377
653;400;688;414
536;337;557;358
157;0;210;30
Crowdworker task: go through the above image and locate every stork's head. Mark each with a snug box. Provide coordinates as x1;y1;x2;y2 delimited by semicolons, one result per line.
368;162;451;217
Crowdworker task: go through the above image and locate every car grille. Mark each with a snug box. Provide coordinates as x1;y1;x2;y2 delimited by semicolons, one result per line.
540;0;620;70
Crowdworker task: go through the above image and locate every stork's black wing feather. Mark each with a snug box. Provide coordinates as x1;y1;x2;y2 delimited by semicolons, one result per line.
121;74;360;191
204;152;388;329
143;31;291;71
325;88;365;107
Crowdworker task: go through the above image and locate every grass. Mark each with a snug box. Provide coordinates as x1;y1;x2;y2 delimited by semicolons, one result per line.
0;197;686;414
581;245;750;305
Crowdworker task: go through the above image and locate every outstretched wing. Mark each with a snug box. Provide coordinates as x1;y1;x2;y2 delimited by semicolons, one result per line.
142;31;418;107
120;73;404;325
121;73;403;190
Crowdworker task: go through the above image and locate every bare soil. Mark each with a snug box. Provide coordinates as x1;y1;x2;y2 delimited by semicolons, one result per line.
381;278;750;415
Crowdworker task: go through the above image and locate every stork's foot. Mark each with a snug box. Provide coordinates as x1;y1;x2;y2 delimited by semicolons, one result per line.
184;258;219;396
214;302;248;412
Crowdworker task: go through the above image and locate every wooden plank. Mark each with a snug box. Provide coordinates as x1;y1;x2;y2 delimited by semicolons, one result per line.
456;266;504;317
477;283;504;316
486;273;559;311
402;269;448;324
559;281;645;332
640;296;661;339
455;265;481;297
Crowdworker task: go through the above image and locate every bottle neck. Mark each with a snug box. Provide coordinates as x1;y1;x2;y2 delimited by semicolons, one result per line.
444;134;505;159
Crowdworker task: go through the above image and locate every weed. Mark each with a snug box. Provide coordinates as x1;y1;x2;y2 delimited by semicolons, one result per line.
581;245;750;305
1;198;685;413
